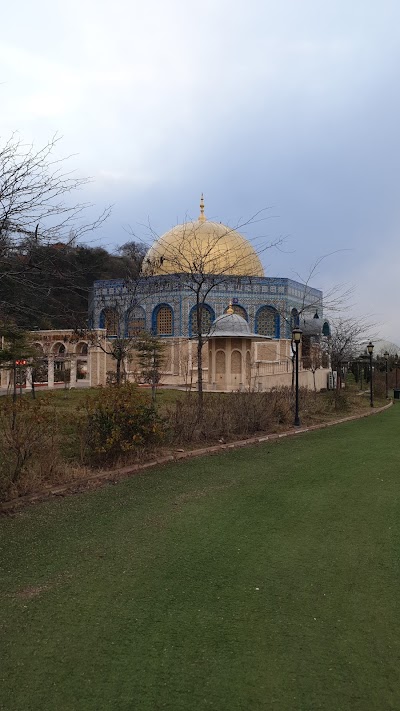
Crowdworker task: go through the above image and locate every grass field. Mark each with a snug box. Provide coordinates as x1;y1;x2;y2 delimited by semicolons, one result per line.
1;405;400;710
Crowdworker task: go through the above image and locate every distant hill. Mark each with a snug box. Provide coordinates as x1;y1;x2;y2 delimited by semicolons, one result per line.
0;241;145;330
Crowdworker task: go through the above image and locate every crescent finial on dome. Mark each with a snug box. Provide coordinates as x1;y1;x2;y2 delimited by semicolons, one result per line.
199;193;206;222
226;301;234;315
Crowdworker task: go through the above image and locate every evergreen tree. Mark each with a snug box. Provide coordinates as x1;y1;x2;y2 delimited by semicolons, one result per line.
135;333;165;403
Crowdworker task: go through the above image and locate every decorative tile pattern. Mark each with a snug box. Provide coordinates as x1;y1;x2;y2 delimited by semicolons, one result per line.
91;275;324;340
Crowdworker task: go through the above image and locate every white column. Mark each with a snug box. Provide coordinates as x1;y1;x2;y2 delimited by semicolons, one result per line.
87;349;92;386
25;367;33;391
0;366;10;389
70;357;77;388
48;356;54;389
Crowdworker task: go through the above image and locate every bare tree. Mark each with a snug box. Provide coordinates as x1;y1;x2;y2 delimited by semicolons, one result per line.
87;289;138;386
0;133;110;327
117;241;148;277
86;257;157;384
325;315;377;388
292;253;354;321
274;253;356;389
0;133;110;243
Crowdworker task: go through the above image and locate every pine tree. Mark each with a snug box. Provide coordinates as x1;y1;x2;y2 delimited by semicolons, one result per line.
135;334;165;403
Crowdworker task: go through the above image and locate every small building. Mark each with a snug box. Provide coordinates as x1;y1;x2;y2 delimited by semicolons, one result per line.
0;329;108;391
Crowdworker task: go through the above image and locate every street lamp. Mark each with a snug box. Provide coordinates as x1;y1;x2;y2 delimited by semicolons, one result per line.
367;341;374;407
384;350;389;399
395;354;399;389
292;327;302;426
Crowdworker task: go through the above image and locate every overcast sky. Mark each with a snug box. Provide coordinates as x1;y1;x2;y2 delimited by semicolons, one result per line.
1;0;400;342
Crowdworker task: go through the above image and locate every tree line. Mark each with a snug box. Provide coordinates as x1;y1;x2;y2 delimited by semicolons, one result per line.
0;240;146;330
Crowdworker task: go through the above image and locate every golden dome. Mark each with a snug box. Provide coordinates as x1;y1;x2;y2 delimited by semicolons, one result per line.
143;197;264;278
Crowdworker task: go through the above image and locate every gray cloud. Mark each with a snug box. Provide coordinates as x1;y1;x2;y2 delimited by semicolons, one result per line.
1;0;400;341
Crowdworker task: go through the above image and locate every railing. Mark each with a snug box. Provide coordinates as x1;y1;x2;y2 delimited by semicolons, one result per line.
254;360;300;376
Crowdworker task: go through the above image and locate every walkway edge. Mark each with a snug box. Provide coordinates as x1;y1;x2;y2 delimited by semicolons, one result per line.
1;401;393;513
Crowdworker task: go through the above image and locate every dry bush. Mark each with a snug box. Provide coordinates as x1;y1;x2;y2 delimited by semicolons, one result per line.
166;388;354;446
166;389;295;444
301;387;350;419
0;398;65;501
372;374;387;399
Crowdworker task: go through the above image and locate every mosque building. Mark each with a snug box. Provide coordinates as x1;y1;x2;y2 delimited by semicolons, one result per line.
0;198;330;392
88;196;330;391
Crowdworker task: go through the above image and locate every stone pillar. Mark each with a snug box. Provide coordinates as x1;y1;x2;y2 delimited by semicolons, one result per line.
25;367;33;391
240;341;247;391
226;338;232;391
210;339;216;390
47;356;54;389
70;357;77;388
96;349;101;386
0;366;10;389
87;349;92;386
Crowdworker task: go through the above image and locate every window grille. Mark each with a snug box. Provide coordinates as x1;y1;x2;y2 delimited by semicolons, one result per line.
104;309;119;336
256;307;279;337
157;306;173;335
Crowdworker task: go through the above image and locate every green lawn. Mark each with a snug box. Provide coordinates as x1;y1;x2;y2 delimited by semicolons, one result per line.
1;406;400;710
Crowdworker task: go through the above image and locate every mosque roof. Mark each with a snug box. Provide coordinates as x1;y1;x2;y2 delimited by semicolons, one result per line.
208;307;270;339
142;195;264;278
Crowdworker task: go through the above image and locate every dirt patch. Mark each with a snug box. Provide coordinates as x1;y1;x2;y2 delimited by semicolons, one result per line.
16;585;48;600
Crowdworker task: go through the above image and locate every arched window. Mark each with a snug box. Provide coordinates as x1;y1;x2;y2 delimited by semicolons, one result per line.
291;308;299;329
75;341;88;355
153;304;174;336
126;306;146;337
53;342;66;356
322;321;331;337
231;350;242;375
99;308;119;336
224;304;248;321
216;350;226;374
189;304;215;336
255;306;280;338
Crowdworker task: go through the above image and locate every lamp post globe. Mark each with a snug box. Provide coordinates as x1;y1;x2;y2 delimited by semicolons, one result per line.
292;327;302;427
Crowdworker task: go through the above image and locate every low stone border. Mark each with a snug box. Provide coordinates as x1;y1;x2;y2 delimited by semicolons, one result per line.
0;401;393;513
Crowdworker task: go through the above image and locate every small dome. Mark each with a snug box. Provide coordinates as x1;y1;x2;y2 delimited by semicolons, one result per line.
299;316;323;336
359;339;400;357
209;312;252;338
142;198;264;278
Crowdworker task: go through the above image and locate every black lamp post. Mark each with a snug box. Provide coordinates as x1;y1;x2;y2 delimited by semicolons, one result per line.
292;327;302;426
395;354;398;389
367;341;374;407
384;350;389;399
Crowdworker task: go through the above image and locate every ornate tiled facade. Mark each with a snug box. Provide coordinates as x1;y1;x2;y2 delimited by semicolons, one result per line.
89;274;326;340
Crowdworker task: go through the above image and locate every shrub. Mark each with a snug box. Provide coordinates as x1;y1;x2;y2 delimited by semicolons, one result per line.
81;384;164;465
324;390;350;412
165;389;296;444
345;372;357;390
0;397;63;501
